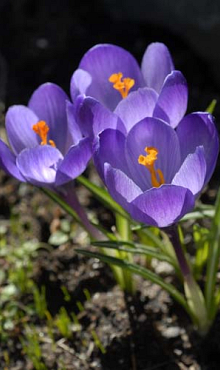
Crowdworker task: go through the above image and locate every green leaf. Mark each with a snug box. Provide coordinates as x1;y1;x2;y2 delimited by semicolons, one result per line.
76;248;190;314
180;209;214;221
135;227;165;250
206;99;217;114
193;225;209;278
215;288;220;308
205;188;220;321
77;176;130;219
90;222;117;241
0;270;5;284
92;240;174;264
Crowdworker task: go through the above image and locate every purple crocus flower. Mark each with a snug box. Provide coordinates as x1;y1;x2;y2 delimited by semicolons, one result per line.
74;68;188;145
72;42;188;131
71;42;180;112
92;100;219;227
0;83;92;189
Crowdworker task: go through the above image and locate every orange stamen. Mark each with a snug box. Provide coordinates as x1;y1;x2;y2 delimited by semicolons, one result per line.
32;121;56;147
138;147;165;188
109;72;135;99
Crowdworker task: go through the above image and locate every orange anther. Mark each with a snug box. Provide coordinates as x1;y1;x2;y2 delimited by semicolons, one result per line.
109;72;135;99
138;146;165;188
32;121;56;147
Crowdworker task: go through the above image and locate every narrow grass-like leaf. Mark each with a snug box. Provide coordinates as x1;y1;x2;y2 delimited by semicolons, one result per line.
92;240;174;265
205;188;220;321
133;227;179;271
77;176;130;219
93;240;135;248
215;288;220;310
76;249;191;315
90;222;117;241
193;225;209;279
181;209;214;221
115;214;134;294
135;227;165;250
206;99;217;114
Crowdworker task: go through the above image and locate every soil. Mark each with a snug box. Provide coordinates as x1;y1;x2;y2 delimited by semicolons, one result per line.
0;1;220;369
0;167;220;370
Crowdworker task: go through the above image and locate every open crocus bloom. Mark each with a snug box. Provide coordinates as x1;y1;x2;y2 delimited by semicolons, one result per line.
94;110;219;227
72;69;189;159
0;83;92;189
71;42;178;111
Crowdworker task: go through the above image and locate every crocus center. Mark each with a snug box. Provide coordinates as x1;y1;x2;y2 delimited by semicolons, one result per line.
109;72;135;99
32;121;56;147
138;146;165;188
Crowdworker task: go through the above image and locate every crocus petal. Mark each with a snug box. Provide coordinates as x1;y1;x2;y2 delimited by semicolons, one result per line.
131;185;195;227
5;105;39;155
66;100;83;145
141;42;174;94
70;69;92;101
28;83;69;154
172;146;206;196
177;112;219;184
55;137;92;186
94;129;129;182
0;139;26;181
78;44;144;110
114;87;158;132
104;163;142;214
75;96;126;138
16;145;63;187
125;117;181;190
153;71;188;128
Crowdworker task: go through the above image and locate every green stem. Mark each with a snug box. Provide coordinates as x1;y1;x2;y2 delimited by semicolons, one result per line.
166;225;209;335
165;225;191;278
116;214;134;294
205;188;220;321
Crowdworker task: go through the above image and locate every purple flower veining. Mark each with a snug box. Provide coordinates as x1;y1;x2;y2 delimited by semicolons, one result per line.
71;42;179;112
90;97;219;227
0;83;92;189
69;42;219;227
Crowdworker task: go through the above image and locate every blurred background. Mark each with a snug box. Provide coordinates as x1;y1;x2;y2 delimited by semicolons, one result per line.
0;0;220;116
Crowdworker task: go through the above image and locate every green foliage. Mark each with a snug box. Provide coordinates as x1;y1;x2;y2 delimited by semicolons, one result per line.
76;248;190;315
205;188;220;321
61;285;72;302
20;325;47;370
206;99;217;114
55;307;73;339
33;285;48;319
91;329;106;354
0;235;41;343
193;225;209;279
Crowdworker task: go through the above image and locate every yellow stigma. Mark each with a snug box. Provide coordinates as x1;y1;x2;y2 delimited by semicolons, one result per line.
138;147;165;188
109;72;135;99
32;121;56;147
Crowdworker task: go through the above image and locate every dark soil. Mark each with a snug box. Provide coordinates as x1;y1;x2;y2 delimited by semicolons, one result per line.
1;1;220;369
0;168;220;370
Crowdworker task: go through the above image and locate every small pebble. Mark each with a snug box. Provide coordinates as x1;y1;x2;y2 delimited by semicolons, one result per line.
162;326;181;338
